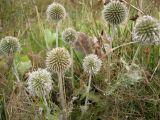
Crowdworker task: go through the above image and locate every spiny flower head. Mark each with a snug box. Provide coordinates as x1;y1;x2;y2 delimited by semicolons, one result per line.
46;2;66;23
0;36;20;55
102;1;128;25
83;54;102;74
46;47;71;73
132;16;160;45
62;28;77;44
27;69;53;97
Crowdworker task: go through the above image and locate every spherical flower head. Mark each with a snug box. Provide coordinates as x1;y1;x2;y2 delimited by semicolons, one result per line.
0;36;20;55
46;47;71;73
27;69;53;97
46;2;66;23
102;1;128;25
132;16;160;45
62;28;78;44
83;54;102;75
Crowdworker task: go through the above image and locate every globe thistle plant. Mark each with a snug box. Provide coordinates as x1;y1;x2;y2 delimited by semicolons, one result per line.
81;54;102;118
46;2;66;48
102;1;128;25
46;2;66;23
0;36;20;55
0;36;21;82
132;16;160;45
46;47;71;73
62;28;78;44
102;0;127;82
27;69;52;119
62;28;77;88
46;47;71;119
27;69;53;97
83;54;102;75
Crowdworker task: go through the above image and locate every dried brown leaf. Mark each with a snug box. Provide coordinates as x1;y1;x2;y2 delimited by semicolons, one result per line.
27;51;45;69
73;32;93;55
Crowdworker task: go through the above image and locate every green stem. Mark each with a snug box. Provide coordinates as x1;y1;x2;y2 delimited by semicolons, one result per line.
107;25;115;82
58;72;67;120
131;45;141;65
150;59;160;81
12;60;20;82
122;0;144;14
84;72;92;107
81;72;92;119
56;23;59;48
112;41;139;52
70;47;74;89
43;94;50;119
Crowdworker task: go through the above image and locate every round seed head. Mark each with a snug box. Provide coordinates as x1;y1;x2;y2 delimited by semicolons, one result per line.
27;69;53;97
132;16;160;45
46;2;66;23
0;36;20;55
46;47;71;73
62;28;78;44
83;54;102;74
102;1;128;25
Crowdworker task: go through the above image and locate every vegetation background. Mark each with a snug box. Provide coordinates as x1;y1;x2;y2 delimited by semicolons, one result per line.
0;0;160;120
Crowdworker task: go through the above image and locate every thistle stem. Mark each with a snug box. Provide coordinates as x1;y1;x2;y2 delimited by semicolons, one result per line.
12;59;20;82
43;94;50;119
70;47;74;89
112;41;139;51
56;23;59;48
84;72;92;107
81;72;92;119
58;72;67;120
107;25;115;83
131;45;141;65
122;0;144;14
